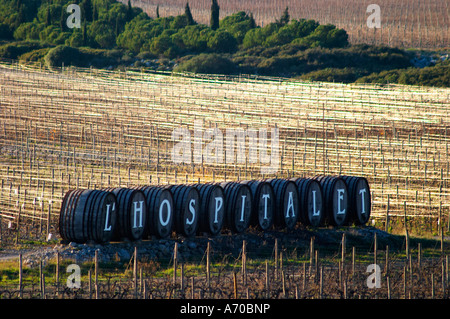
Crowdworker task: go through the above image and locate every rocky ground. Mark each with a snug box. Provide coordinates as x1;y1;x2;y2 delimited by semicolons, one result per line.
0;226;400;268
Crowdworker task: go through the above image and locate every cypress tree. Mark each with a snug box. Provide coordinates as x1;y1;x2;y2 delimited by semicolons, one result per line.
60;7;65;30
249;12;256;29
127;0;133;21
46;5;51;26
279;7;290;26
210;0;219;30
156;5;159;18
185;2;195;25
82;19;87;46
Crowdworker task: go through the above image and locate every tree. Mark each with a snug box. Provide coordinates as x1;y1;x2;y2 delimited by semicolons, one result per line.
185;2;195;25
60;7;65;31
46;5;51;26
127;0;133;21
278;7;289;26
156;5;159;18
207;30;237;53
81;0;93;22
210;0;219;30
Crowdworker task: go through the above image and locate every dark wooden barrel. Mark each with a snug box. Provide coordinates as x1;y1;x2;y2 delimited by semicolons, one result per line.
103;188;147;241
138;186;174;239
340;175;371;225
191;183;225;236
218;182;252;234
313;175;349;226
169;185;200;237
59;189;117;244
240;180;274;231
291;178;324;227
266;179;299;230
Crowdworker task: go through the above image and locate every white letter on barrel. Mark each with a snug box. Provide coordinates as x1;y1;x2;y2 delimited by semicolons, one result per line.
312;190;320;216
159;199;171;227
337;189;346;214
240;195;247;222
359;188;367;214
262;194;270;220
186;199;196;225
104;203;114;231
133;201;144;228
214;197;223;223
286;192;295;218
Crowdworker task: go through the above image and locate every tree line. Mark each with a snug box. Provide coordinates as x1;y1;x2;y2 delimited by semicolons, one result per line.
0;0;447;87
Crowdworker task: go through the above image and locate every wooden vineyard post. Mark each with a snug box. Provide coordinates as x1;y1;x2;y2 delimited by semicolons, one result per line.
134;246;138;299
173;243;177;287
265;260;270;298
95;250;99;299
206;241;211;289
309;237;314;274
233;271;238;299
55;252;60;296
385;194;390;232
319;266;323;299
374;232;377;267
18;253;23;298
274;238;278;280
242;240;247;286
385;245;390;274
352;247;356;276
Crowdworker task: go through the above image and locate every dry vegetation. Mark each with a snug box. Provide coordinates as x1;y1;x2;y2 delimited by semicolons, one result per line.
125;0;450;49
0;58;450;299
0;61;449;242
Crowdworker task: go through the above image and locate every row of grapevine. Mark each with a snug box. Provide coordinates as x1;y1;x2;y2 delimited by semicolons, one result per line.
0;60;449;242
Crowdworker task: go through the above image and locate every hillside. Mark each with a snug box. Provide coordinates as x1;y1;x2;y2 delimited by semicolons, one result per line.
0;0;448;87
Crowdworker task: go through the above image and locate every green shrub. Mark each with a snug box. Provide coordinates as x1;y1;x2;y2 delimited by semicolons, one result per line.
174;53;237;75
44;45;83;68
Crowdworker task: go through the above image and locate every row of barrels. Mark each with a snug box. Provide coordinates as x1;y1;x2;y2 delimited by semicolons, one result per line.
58;175;371;244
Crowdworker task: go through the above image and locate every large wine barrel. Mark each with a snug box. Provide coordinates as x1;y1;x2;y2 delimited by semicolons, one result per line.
59;189;117;244
192;183;225;236
291;178;324;227
169;185;200;237
138;186;174;239
313;175;349;226
219;182;252;233
266;179;299;230
103;188;147;241
340;175;371;225
240;180;274;231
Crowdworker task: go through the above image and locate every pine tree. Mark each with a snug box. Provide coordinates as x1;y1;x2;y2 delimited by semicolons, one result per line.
185;2;195;25
156;5;160;18
210;0;219;30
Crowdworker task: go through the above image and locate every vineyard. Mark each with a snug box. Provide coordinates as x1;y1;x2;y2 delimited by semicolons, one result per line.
0;60;449;299
125;0;450;49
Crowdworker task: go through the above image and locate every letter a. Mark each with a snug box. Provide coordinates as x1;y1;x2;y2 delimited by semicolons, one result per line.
66;4;81;29
367;4;381;29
